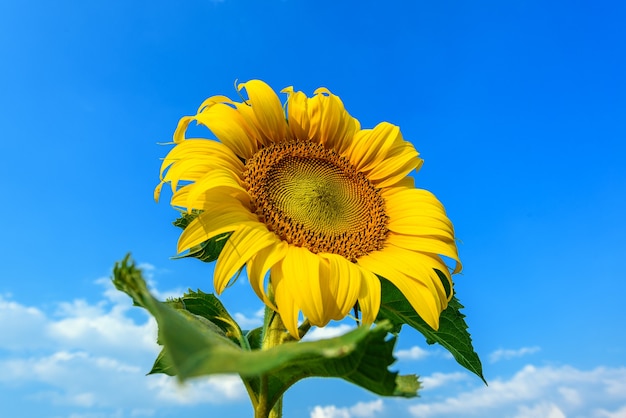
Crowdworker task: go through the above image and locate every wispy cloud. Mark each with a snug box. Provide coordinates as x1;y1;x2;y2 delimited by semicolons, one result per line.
489;346;541;363
310;399;383;418
596;404;626;418
408;364;626;418
513;402;566;418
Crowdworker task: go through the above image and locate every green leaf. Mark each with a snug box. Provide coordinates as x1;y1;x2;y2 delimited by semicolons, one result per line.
112;254;420;405
395;374;421;395
166;289;248;349
149;348;174;375
172;211;198;230
172;232;231;263
172;213;231;263
242;330;420;410
246;327;263;350
149;290;250;376
377;274;486;384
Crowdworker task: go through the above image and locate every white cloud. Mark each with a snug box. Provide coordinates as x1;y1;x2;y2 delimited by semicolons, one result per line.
489;346;541;363
421;372;468;391
513;402;566;418
233;307;265;329
147;374;245;405
1;350;146;408
303;324;355;341
395;345;430;361
0;294;48;350
0;276;246;414
137;262;156;273
311;405;350;418
408;364;626;418
557;386;581;406
310;399;383;418
349;399;384;417
47;297;159;362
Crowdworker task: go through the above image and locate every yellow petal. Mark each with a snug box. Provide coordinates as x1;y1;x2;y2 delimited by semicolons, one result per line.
383;187;445;209
367;144;423;188
161;158;213;192
238;80;289;144
307;89;359;154
160;142;244;195
214;226;279;293
154;182;164;203
281;86;360;153
388;217;455;238
385;244;452;306
185;168;247;211
271;264;301;338
173;116;195;144
387;205;454;235
196;95;235;113
358;248;443;329
393;176;416;189
319;253;362;320
384;187;456;239
282;87;311;142
247;241;288;311
348;122;401;173
177;209;258;253
357;268;381;325
233;101;267;147
195;103;257;159
387;233;461;274
275;246;328;327
159;139;244;181
196;91;264;147
317;256;338;319
171;186;250;211
389;245;453;303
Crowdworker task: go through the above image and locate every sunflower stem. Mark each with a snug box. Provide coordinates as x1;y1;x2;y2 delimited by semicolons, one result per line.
254;306;287;418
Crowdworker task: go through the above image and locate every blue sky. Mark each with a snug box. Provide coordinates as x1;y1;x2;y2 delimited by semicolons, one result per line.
1;0;625;417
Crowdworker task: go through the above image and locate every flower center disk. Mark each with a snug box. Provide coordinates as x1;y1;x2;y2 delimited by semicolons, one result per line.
244;141;388;260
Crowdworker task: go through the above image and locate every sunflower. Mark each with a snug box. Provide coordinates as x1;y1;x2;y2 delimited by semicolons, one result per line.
155;80;461;338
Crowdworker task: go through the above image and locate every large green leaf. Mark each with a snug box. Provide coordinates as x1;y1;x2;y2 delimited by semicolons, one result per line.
377;274;486;383
242;326;419;410
112;255;420;408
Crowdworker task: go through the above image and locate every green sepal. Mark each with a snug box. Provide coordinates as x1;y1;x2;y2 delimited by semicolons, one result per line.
377;273;486;384
112;255;421;404
172;212;231;263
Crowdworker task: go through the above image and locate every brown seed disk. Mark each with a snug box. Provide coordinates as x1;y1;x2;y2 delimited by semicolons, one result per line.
243;141;388;261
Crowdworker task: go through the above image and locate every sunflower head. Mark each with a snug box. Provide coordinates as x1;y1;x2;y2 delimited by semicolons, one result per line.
156;80;461;338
